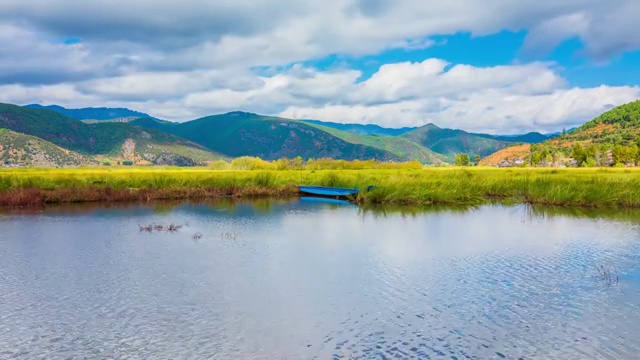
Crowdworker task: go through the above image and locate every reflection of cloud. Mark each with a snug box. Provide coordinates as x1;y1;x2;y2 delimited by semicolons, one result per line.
3;199;640;358
280;203;639;267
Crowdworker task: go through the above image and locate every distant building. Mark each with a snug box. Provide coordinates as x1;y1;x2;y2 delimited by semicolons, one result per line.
513;158;524;165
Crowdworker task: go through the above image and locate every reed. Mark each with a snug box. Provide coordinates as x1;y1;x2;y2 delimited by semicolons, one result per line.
1;167;640;208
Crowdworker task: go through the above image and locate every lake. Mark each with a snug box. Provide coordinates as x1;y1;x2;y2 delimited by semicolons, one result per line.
1;199;640;359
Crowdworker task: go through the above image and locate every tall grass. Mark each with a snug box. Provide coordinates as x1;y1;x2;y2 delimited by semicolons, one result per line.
1;167;640;207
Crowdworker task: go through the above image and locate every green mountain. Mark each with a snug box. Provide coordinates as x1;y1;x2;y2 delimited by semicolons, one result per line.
304;122;448;164
0;128;93;167
402;123;511;158
126;113;538;163
3;102;556;167
0;103;224;166
131;113;446;163
302;118;550;144
164;112;405;161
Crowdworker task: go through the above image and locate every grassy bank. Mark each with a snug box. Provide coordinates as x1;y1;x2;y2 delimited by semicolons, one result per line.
1;167;640;208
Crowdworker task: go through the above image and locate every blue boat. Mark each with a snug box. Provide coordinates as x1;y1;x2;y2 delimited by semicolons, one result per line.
297;185;360;198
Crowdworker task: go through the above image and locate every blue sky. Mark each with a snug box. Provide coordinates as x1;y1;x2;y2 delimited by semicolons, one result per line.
299;31;640;88
0;0;639;133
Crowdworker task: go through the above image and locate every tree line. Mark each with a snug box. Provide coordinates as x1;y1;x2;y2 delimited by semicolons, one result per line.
528;142;640;167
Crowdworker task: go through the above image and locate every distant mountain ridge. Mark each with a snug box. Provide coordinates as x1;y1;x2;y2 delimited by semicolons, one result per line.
28;104;552;143
304;118;550;145
476;132;549;144
301;119;416;136
1;103;567;167
25;104;152;121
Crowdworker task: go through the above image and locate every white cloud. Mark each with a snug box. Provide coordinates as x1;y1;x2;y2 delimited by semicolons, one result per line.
0;24;95;84
0;0;638;75
277;60;639;133
0;1;639;134
1;57;637;133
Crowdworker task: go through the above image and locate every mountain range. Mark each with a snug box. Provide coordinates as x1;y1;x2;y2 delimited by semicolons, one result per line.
1;102;560;167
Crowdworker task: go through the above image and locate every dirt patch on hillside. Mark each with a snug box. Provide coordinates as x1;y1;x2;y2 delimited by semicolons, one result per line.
581;123;619;136
480;144;531;165
122;138;136;160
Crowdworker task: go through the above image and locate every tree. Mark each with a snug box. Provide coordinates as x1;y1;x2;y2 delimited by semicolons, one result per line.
572;143;587;166
612;144;625;165
531;152;542;166
552;152;563;165
632;144;640;165
473;154;480;165
454;153;471;166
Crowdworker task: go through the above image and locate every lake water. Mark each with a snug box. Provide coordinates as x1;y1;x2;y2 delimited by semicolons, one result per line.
1;199;640;359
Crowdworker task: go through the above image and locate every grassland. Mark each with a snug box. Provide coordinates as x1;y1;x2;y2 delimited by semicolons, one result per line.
1;167;640;208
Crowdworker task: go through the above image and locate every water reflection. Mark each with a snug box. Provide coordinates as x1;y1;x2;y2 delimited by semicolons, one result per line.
1;199;640;358
7;197;640;223
5;198;640;224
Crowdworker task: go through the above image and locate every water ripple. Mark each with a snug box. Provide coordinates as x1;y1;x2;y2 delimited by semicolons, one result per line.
1;202;640;358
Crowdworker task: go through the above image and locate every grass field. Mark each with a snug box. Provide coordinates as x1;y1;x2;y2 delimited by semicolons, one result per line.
1;167;639;208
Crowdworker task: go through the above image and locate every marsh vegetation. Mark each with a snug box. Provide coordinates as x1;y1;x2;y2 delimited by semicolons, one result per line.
1;166;640;208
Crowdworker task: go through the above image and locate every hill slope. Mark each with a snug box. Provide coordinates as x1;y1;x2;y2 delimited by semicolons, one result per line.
552;100;640;146
301;119;415;136
0;104;224;165
304;122;447;164
402;124;511;158
482;100;640;166
25;104;151;121
478;144;532;166
0;128;93;167
167;112;403;161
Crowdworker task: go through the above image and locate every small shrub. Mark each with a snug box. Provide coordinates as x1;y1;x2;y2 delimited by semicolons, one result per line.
210;159;230;170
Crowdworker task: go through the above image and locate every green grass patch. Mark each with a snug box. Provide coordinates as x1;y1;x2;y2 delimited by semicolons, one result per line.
1;167;640;208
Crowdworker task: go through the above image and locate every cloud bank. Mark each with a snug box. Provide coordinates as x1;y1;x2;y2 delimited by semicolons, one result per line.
0;0;638;133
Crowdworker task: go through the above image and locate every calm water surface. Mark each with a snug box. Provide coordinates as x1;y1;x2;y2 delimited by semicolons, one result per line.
1;199;640;359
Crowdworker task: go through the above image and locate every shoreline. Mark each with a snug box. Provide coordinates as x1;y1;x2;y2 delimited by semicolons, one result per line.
0;186;298;207
1;167;640;208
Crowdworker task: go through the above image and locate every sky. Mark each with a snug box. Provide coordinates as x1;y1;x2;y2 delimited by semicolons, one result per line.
0;0;639;134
